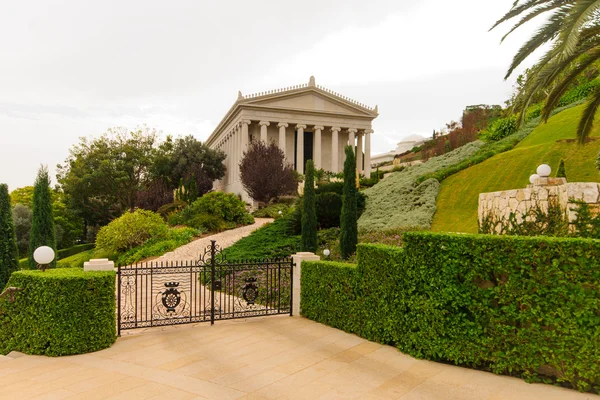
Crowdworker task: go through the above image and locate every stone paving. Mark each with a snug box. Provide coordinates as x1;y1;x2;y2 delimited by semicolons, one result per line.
0;316;597;400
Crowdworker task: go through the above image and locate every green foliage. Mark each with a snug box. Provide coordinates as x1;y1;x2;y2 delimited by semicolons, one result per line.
315;192;343;229
0;184;18;289
182;192;249;224
556;159;567;178
433;103;600;233
301;160;318;252
481;116;517;142
186;214;226;233
302;233;600;393
28;167;57;269
0;268;116;356
315;181;367;212
570;200;600;238
55;248;113;269
12;204;31;257
117;227;197;265
9;186;34;208
57;243;95;260
95;209;168;253
156;201;186;218
252;202;292;218
340;146;358;259
222;218;301;260
360;142;484;232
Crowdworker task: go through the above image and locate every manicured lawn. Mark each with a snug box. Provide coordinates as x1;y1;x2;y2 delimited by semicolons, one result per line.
432;104;600;233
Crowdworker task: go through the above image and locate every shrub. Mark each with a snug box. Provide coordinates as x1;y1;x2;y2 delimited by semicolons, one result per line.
12;204;32;257
485;115;517;141
182;192;249;224
302;233;600;393
96;209;168;253
0;268;116;356
556;159;567;178
157;201;186;218
340;146;358;259
315;192;343;229
315;182;366;216
187;214;227;233
116;227;198;265
252;202;292;218
0;184;18;289
301;160;317;252
28;166;56;269
240;141;298;204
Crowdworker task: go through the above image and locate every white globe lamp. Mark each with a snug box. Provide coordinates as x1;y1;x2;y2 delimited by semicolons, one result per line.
529;174;540;184
323;249;331;258
33;246;55;271
537;164;551;177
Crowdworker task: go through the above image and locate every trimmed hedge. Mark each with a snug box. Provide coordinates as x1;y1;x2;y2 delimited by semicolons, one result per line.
301;232;600;392
57;243;95;260
0;268;116;356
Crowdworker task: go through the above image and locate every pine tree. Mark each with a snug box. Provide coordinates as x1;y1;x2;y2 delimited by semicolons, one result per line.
0;184;19;289
340;146;358;259
301;160;318;252
28;166;56;269
556;159;567;179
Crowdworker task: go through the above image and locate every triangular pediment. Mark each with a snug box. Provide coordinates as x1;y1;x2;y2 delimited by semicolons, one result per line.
243;89;375;117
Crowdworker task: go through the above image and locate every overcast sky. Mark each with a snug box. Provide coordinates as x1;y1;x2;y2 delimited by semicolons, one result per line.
0;0;544;191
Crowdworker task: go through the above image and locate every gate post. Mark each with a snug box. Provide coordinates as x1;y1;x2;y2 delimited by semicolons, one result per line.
291;252;320;316
210;240;216;325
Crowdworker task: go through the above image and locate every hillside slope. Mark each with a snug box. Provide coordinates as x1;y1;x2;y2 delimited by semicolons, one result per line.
431;104;600;233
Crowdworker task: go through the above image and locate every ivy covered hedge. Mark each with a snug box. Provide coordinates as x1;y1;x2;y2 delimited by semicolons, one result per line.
0;268;116;356
301;232;600;392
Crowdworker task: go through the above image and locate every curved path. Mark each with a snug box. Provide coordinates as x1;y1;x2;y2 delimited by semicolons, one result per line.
155;218;273;262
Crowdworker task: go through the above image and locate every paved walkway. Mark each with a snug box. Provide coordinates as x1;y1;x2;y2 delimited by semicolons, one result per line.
0;316;596;400
155;218;273;262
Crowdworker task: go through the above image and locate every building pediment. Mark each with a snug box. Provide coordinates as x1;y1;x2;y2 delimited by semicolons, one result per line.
242;89;376;118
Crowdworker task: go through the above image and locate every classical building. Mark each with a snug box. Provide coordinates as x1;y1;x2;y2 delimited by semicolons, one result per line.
206;76;378;201
370;134;426;166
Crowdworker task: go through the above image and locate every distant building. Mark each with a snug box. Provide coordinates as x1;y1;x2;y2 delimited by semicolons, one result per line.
370;134;426;166
205;76;378;201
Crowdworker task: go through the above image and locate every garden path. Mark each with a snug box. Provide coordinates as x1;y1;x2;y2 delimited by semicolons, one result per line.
155;218;273;262
0;316;596;400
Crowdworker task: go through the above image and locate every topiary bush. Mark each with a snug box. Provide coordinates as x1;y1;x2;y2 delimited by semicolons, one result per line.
28;166;57;269
95;209;168;253
315;192;343;229
0;268;116;356
179;191;251;225
0;184;18;289
340;146;358;259
302;232;600;393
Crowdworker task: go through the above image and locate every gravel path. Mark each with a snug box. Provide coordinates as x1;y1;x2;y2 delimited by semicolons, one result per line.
155;218;273;262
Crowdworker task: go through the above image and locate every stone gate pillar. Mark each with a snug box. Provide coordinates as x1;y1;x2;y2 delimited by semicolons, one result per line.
291;252;320;316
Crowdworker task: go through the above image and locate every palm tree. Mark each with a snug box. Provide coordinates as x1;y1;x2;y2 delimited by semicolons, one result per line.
493;1;600;142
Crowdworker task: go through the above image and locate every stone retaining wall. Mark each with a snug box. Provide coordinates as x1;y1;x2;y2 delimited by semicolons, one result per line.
478;178;600;232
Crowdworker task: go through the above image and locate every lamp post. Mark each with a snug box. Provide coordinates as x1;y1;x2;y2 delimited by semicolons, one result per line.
33;246;55;272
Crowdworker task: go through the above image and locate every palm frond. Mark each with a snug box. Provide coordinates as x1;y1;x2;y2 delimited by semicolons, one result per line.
557;0;600;59
576;85;600;142
501;0;571;42
491;0;557;31
543;49;600;120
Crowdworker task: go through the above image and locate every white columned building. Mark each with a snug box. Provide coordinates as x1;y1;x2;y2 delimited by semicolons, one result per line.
206;76;379;202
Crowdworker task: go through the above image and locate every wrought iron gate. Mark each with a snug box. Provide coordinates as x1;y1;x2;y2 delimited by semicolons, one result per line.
117;240;294;334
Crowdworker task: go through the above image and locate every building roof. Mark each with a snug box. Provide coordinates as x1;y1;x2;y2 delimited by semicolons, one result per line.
206;76;378;146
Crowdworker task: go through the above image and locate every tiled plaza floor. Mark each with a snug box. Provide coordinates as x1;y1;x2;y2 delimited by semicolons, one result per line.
0;316;597;400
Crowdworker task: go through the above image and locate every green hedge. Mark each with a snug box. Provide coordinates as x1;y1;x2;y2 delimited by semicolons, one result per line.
57;243;95;259
301;232;600;392
0;268;116;356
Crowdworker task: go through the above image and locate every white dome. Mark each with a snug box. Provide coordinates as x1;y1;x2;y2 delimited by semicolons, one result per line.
398;134;426;144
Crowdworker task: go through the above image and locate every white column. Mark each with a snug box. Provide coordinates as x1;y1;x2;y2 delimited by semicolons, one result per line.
227;133;232;184
348;128;357;152
277;122;288;159
234;125;240;183
241;120;250;151
313;126;324;170
364;129;373;177
259;121;270;143
291;252;321;317
296;124;307;174
356;133;363;173
331;127;340;173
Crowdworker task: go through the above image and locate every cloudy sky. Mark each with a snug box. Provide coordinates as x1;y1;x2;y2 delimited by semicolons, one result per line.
0;0;545;190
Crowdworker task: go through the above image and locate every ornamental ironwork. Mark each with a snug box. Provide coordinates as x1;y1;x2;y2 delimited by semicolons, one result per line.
116;240;294;334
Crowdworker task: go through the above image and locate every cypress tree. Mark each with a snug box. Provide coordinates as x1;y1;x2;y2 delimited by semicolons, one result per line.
340;146;358;259
0;184;19;289
556;159;567;179
28;166;56;269
301;160;318;252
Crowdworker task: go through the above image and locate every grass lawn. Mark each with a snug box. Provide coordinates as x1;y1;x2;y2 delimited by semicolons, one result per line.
432;104;600;233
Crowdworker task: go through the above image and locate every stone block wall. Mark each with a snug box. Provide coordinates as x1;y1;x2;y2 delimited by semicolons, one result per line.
478;178;600;232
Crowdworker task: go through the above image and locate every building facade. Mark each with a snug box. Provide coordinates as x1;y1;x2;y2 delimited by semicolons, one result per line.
206;76;378;201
